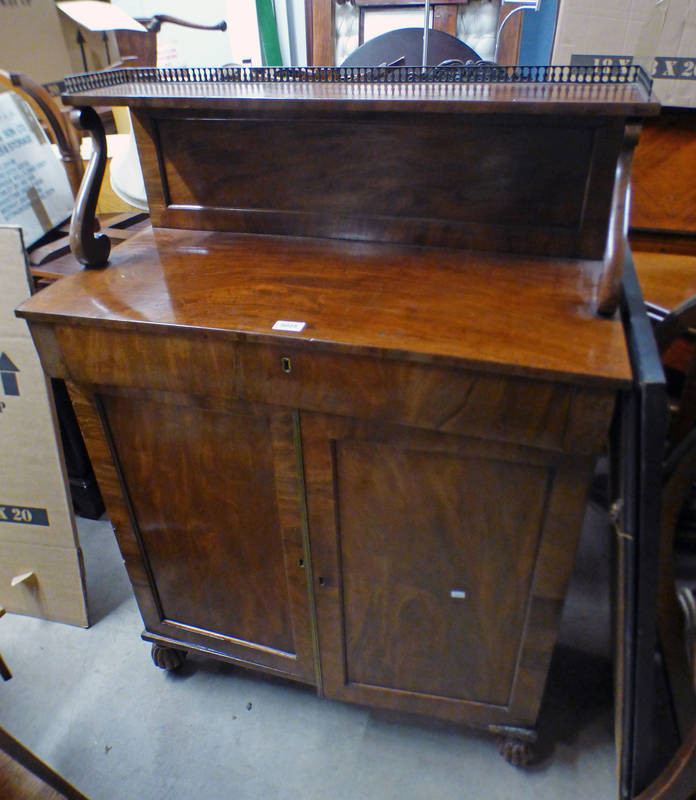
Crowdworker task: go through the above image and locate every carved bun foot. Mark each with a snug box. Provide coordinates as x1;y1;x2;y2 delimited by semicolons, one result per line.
496;734;534;766
150;643;187;671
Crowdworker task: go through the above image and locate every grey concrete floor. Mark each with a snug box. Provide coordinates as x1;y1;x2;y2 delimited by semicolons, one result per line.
0;505;617;800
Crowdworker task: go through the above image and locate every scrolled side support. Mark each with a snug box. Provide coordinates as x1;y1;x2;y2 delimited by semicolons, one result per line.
596;121;642;318
69;106;111;268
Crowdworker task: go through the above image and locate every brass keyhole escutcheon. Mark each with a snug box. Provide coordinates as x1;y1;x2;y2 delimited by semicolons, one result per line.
281;356;292;374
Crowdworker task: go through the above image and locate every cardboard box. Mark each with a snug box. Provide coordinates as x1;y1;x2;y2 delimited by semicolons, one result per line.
0;0;74;86
0;226;88;627
0;0;113;86
552;0;696;108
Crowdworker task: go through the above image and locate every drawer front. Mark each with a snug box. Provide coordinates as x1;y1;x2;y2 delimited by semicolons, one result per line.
38;322;615;455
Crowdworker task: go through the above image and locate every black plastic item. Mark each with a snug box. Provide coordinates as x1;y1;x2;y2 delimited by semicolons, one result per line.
340;27;481;68
51;378;105;520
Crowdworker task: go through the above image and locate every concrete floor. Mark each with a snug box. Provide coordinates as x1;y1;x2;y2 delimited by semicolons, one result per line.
0;505;617;800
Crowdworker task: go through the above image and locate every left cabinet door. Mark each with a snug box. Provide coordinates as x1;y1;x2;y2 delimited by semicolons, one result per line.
92;389;317;683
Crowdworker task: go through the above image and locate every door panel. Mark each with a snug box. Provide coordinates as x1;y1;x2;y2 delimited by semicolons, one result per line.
336;438;547;705
100;392;315;680
302;412;595;726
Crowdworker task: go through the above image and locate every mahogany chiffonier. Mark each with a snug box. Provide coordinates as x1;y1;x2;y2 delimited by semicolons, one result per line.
16;65;660;764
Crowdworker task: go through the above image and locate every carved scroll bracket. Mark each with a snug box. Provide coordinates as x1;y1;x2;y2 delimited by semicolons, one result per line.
597;121;643;318
69;106;111;268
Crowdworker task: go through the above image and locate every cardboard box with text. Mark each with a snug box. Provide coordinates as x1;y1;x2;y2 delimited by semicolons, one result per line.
553;0;696;108
0;225;88;626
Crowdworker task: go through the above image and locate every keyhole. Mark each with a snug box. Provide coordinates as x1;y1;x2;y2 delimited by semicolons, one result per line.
298;558;304;568
318;576;325;586
281;357;292;374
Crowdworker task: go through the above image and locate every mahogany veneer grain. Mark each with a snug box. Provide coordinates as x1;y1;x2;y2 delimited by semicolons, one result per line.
17;227;631;387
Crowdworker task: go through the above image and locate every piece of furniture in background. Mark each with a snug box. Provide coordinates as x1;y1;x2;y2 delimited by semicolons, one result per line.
636;422;696;800
630;108;696;257
622;99;696;793
494;1;533;65
621;254;696;799
308;0;527;65
0;726;88;800
340;26;482;65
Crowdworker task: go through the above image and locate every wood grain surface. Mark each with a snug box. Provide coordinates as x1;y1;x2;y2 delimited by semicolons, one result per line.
16;227;631;387
632;109;696;235
102;393;295;653
137;111;620;259
61;78;659;116
301;412;595;727
67;383;317;682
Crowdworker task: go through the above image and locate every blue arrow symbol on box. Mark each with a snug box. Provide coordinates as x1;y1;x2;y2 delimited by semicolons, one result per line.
0;353;20;396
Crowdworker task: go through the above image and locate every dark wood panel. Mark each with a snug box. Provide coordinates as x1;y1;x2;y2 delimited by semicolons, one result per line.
101;394;295;653
150;114;618;258
158;116;589;226
336;438;548;705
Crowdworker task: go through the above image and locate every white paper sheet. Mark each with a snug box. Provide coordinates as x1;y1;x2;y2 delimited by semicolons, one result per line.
0;94;73;247
56;1;146;32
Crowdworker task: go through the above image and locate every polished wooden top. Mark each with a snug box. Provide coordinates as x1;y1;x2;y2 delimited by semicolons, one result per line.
17;227;632;387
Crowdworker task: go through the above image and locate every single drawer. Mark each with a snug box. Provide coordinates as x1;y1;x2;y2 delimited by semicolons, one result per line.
32;321;615;455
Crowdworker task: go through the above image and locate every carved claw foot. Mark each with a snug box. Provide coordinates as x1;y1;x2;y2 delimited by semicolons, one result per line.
489;725;536;767
497;734;534;766
150;643;187;671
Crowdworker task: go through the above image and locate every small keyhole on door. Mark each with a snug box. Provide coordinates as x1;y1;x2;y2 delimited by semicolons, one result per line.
298;558;304;568
281;357;292;373
318;576;325;586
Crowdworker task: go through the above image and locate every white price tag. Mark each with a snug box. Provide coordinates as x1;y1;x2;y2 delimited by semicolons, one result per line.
272;320;306;332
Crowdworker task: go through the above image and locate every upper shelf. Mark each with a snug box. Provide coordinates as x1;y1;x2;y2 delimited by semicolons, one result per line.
61;65;660;116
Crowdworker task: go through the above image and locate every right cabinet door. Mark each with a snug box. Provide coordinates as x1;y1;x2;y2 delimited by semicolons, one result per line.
301;412;595;729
